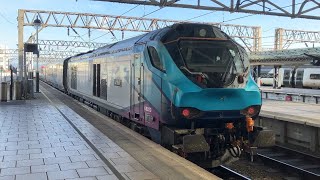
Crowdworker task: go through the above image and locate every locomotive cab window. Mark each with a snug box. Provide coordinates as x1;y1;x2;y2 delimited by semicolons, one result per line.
147;47;165;72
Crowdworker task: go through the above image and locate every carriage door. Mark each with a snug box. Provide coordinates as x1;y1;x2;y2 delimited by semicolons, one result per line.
295;69;304;88
71;66;77;90
93;64;101;97
131;46;145;124
283;69;291;87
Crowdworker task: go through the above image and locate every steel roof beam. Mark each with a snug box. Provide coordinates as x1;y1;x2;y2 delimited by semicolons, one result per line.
94;0;320;20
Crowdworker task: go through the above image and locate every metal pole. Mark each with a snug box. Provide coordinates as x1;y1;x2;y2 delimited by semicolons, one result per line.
36;25;39;93
253;66;257;81
18;9;24;81
257;65;261;87
24;50;27;98
277;66;282;89
273;66;277;89
10;66;13;100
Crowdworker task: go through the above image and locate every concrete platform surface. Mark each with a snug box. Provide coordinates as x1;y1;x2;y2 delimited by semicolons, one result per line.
261;86;320;96
0;83;219;180
261;99;320;128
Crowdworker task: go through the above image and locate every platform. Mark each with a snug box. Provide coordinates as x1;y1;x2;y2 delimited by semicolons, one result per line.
259;100;320;153
260;86;320;104
0;83;219;180
261;86;320;96
261;99;320;127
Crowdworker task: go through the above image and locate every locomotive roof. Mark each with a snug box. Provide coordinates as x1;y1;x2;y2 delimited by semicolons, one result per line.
67;23;228;61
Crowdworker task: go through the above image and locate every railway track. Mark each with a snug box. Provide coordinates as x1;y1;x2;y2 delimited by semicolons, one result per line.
211;165;251;180
256;145;320;179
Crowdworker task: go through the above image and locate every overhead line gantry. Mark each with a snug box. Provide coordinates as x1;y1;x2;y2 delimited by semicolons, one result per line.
274;28;320;50
18;9;262;80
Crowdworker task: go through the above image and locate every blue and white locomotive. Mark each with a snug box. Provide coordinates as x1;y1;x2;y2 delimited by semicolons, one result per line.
42;23;273;167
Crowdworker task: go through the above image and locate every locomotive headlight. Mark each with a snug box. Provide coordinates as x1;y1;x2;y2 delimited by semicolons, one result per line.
181;108;201;119
240;105;260;117
182;109;190;117
199;29;207;37
247;107;255;115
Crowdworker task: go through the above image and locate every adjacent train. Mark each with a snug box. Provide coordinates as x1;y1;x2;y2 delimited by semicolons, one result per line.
260;68;320;88
41;23;273;167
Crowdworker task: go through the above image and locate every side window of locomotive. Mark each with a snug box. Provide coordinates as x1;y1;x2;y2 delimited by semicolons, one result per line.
147;47;165;72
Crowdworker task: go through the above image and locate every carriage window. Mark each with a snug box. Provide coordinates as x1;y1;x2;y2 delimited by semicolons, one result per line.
269;73;274;78
310;74;320;80
147;47;165;72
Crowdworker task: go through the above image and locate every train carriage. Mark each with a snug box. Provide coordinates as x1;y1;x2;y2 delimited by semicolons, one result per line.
259;67;320;89
42;63;64;90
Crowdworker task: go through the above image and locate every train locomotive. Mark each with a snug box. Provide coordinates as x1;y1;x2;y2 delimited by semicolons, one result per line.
42;23;274;167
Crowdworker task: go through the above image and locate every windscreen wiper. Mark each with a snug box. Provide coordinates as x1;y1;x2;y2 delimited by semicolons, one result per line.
180;66;208;79
221;56;235;83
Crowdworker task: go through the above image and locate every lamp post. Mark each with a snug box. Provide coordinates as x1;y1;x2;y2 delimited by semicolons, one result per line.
33;16;41;93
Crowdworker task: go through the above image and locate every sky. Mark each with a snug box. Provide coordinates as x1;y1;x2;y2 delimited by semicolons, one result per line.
0;0;320;51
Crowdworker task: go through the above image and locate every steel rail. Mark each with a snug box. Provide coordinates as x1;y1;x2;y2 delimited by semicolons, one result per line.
212;165;251;180
257;146;320;179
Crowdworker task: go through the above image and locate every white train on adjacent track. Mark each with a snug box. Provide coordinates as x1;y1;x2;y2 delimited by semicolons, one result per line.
260;68;320;89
